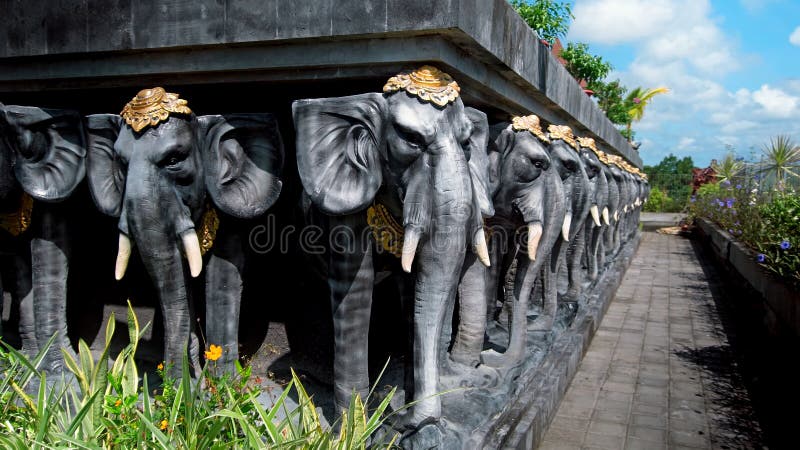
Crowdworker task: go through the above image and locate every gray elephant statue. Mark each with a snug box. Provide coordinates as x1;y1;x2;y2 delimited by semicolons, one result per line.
564;137;606;301
585;149;612;282
451;115;565;369
0;103;86;374
533;125;590;332
85;88;284;375
292;66;493;427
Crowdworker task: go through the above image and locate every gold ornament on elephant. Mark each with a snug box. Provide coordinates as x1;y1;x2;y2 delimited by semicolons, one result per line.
547;124;579;150
0;192;33;236
367;203;404;258
577;136;602;157
383;65;461;107
512;115;550;143
121;87;193;132
198;206;219;255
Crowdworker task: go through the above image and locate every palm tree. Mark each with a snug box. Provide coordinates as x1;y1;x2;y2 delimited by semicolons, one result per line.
759;135;800;185
625;86;669;143
712;152;744;184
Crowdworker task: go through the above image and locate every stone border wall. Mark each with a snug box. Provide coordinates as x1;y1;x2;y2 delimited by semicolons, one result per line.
696;218;800;339
0;0;641;167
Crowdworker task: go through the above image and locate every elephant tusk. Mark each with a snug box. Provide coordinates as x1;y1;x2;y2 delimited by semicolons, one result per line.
401;227;421;273
473;229;491;267
181;230;203;278
561;213;572;242
590;205;601;227
602;207;610;225
115;234;132;280
527;222;543;261
614;210;620;222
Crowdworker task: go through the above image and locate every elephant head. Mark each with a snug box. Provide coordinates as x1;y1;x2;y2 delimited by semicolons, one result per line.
577;138;606;228
86;88;283;374
293;66;492;424
0;103;86;372
477;115;565;367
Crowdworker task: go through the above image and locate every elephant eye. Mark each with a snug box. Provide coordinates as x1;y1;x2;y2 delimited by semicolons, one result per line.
393;124;426;150
160;148;189;168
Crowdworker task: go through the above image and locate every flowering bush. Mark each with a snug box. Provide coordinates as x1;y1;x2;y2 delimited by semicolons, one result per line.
689;179;800;286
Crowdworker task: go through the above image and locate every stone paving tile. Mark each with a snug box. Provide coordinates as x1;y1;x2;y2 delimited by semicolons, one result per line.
539;232;764;449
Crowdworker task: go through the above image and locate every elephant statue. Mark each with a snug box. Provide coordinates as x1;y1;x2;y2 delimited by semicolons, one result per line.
564;137;605;301
292;66;493;426
533;125;590;332
586;149;612;282
0;103;86;374
457;115;565;369
85;88;284;375
603;156;624;259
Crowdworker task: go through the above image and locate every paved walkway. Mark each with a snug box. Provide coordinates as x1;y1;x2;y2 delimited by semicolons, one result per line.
539;231;763;449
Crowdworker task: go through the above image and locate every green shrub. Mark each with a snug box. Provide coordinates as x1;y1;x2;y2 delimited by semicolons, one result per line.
0;302;400;449
689;179;800;287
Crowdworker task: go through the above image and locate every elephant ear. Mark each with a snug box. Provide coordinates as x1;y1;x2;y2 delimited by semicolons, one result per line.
465;107;494;217
197;113;284;219
85;114;126;217
292;93;387;215
1;105;86;202
487;122;512;197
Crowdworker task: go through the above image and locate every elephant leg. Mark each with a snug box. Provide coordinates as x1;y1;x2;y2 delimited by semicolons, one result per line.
205;227;245;373
328;214;374;412
31;207;74;373
13;247;36;355
482;248;531;368
449;252;487;367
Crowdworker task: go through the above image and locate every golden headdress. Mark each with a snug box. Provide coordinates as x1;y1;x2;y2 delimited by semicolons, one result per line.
121;87;193;132
511;115;549;143
547;124;579;150
383;66;460;107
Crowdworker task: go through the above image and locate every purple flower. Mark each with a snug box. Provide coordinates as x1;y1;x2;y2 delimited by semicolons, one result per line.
735;184;742;189
757;254;766;262
726;199;735;208
718;201;725;207
781;240;791;250
754;174;761;181
633;97;641;104
722;180;731;186
690;196;696;203
728;229;734;234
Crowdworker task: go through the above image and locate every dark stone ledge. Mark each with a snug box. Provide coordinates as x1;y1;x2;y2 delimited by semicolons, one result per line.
0;0;641;167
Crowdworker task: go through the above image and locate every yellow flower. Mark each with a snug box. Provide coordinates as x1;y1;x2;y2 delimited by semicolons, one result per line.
159;419;168;430
114;399;122;407
157;362;164;371
204;344;222;362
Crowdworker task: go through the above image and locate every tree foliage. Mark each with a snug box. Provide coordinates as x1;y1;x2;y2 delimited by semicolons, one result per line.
592;79;629;125
559;42;612;85
644;153;694;210
510;0;574;45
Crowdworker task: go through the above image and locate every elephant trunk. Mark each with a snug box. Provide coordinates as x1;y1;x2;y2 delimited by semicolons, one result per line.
31;206;74;374
407;145;472;422
121;166;200;376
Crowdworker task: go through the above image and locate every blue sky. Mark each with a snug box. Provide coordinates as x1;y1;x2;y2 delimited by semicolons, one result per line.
567;0;800;167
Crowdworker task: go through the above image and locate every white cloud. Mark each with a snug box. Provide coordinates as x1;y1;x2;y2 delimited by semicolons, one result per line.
752;84;800;118
790;26;800;46
677;137;695;149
